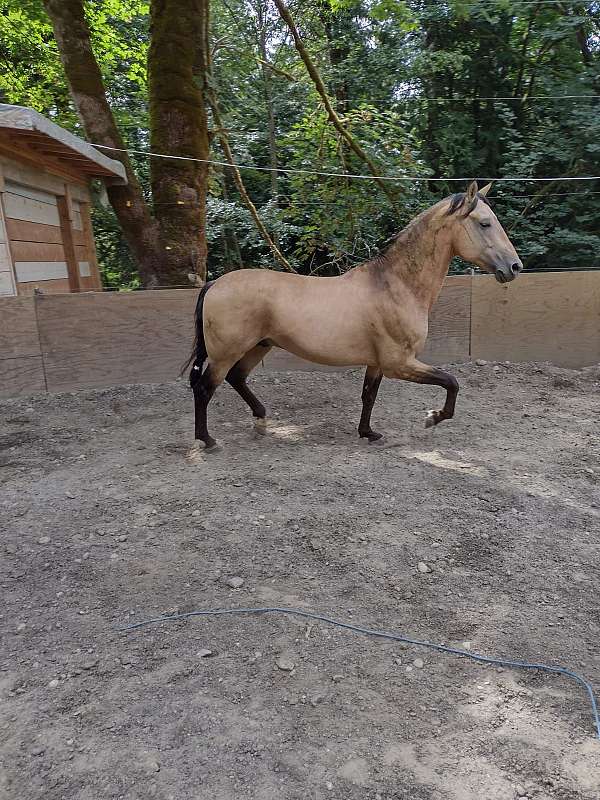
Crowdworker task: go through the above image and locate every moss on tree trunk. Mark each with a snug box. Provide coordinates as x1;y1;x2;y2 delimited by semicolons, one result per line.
148;0;210;284
43;0;210;287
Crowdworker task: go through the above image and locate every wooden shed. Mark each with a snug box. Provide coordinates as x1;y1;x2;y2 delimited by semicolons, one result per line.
0;105;126;296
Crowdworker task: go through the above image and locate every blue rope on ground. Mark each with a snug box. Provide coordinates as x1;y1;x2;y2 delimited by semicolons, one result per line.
118;606;600;740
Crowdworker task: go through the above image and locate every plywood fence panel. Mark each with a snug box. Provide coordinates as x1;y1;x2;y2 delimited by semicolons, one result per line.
471;272;600;368
0;296;41;358
421;276;471;364
0;296;44;397
0;356;45;397
36;289;200;392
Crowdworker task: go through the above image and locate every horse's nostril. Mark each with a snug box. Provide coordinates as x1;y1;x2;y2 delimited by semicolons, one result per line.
511;262;522;275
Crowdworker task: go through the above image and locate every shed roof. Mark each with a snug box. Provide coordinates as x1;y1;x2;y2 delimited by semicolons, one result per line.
0;104;127;184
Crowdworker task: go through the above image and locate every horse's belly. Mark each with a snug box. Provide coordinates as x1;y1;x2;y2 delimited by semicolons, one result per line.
276;337;368;367
271;313;374;367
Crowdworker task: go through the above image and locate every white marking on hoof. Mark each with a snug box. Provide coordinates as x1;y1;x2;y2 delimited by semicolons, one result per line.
254;417;268;435
425;410;437;429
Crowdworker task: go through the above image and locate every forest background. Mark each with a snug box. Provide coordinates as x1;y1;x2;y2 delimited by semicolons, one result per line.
0;0;598;288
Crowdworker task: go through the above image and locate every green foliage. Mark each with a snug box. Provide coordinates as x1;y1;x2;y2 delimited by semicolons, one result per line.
0;0;598;285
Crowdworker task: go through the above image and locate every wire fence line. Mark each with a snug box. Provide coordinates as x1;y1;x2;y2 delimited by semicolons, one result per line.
91;142;600;184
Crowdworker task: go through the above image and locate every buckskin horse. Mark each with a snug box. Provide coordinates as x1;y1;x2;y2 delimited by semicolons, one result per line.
185;181;522;451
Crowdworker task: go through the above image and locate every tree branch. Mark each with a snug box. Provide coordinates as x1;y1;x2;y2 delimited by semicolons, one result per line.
272;0;400;211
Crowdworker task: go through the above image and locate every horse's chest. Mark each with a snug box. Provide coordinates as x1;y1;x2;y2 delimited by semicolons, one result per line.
380;303;428;350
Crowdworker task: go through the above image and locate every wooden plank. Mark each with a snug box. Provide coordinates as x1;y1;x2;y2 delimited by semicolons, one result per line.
471;272;600;368
79;201;101;290
4;180;58;206
0;157;92;202
4;191;61;225
11;241;65;262
0;188;17;296
15;261;68;282
79;276;97;291
57;189;80;292
5;217;85;246
0;296;41;358
0;355;45;398
422;275;471;364
17;278;71;295
11;242;86;264
37;290;200;392
0;242;11;271
0;270;16;295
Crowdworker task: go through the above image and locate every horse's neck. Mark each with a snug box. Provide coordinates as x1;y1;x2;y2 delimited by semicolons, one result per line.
384;212;453;309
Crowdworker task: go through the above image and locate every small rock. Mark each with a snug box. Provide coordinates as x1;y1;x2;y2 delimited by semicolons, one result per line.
462;641;472;650
332;674;344;683
475;359;488;366
82;659;98;670
38;537;50;545
197;648;213;658
515;785;526;798
276;656;295;672
48;679;59;689
223;576;244;589
191;510;202;517
16;623;26;633
325;781;333;791
417;562;432;574
30;745;45;756
413;658;424;669
493;365;501;372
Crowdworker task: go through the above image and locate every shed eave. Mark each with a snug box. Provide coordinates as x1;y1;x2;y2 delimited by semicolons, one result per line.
0;104;127;184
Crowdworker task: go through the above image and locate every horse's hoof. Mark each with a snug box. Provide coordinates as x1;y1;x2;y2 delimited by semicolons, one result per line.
254;417;268;435
359;429;383;443
204;440;222;453
425;410;441;428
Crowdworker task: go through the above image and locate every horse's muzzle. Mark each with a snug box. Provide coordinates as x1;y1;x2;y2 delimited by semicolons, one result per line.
495;260;523;283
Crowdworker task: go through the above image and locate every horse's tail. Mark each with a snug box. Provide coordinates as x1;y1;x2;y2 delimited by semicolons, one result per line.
180;281;213;384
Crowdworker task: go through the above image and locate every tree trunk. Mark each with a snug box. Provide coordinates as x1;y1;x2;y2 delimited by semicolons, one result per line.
43;0;211;287
148;0;211;285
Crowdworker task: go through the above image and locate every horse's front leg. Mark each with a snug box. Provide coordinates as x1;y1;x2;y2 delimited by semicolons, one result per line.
383;358;459;429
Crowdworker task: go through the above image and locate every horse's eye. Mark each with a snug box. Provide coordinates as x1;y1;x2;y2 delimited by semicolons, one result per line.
480;220;492;228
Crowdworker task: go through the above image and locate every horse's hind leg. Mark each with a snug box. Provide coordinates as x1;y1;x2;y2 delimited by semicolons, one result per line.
192;361;231;451
358;366;383;441
226;342;272;433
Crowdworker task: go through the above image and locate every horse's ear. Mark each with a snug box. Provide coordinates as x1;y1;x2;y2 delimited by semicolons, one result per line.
465;180;479;203
479;182;493;197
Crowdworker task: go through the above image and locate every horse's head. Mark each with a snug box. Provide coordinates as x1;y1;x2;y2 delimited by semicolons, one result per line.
446;181;523;283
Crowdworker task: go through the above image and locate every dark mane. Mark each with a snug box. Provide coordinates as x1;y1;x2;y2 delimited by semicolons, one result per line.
446;191;491;217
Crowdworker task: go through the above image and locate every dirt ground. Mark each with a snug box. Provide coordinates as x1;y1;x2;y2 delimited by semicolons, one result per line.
1;359;599;800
